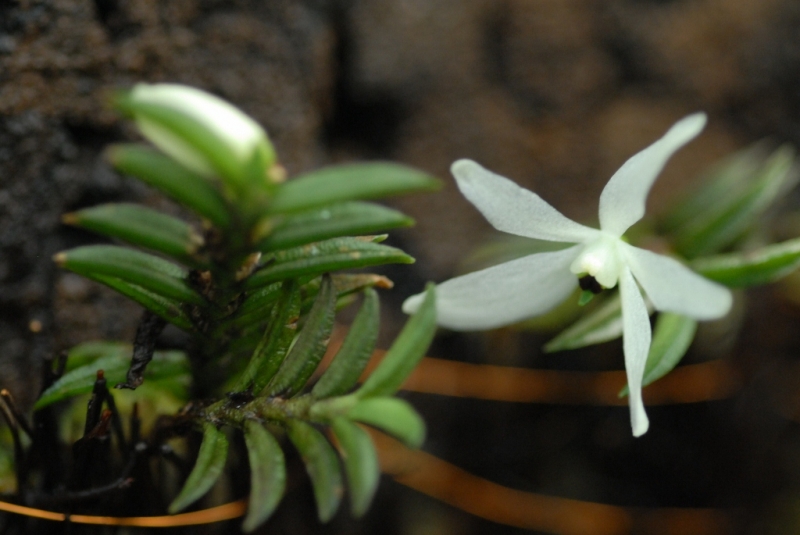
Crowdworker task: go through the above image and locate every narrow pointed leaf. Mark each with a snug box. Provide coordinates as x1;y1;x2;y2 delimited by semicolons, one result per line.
90;274;193;330
107;144;230;228
313;289;379;398
347;397;425;448
692;237;800;287
544;294;624;352
256;202;413;251
244;237;413;290
286;420;343;522
35;349;189;410
357;284;436;398
271;163;440;214
55;245;204;305
673;145;797;258
242;422;286;532
266;276;336;397
234;281;301;392
169;423;229;513
619;312;697;396
63;203;204;263
331;418;379;517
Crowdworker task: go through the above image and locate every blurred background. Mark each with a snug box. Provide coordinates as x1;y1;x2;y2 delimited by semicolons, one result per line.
3;0;800;533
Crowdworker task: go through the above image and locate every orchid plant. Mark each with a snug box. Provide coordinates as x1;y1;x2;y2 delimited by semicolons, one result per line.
404;113;798;437
0;83;442;529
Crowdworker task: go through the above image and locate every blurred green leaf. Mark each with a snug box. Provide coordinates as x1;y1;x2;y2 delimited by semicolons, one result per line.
266;276;336;397
168;423;229;513
243;237;413;290
64;203;204;264
242;421;286;532
286;419;343;523
234;281;301;393
55;245;205;305
107;144;230;229
672;145;797;258
357;284;436;398
90;274;194;331
256;202;413;251
313;289;379;399
270;162;440;214
331;417;379;517
619;312;697;397
63;341;132;372
347;397;425;448
662;144;767;232
692;237;800;287
544;294;623;352
35;348;189;410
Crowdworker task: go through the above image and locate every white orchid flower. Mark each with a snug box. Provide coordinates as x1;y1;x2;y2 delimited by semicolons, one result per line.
125;83;275;184
403;113;733;437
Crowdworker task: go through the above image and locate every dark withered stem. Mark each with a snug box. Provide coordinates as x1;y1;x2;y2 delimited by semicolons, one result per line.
117;310;167;390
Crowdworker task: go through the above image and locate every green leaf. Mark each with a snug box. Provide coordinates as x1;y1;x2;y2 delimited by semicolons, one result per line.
63;203;204;263
661;143;766;232
331;418;379;517
544;294;623;352
692;237;800;287
114;94;274;190
55;245;205;305
242;422;286;532
256;202;413;251
313;289;379;398
673;145;797;258
347;397;425;448
243;237;413;290
90;274;194;331
356;284;436;398
286;420;343;522
35;348;189;409
169;423;229;513
270;162;440;214
619;313;697;396
234;281;301;392
266;276;336;397
107;144;230;229
63;341;132;372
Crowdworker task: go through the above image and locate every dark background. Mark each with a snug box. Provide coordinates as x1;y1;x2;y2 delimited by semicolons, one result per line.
3;0;800;533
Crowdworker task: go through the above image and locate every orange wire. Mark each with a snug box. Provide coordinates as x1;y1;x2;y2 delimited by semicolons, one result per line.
395;357;740;405
0;499;247;527
373;431;732;535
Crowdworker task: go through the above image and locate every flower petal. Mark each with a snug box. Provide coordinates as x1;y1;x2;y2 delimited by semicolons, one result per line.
402;245;582;330
622;244;733;320
598;113;707;237
618;265;651;437
452;160;599;243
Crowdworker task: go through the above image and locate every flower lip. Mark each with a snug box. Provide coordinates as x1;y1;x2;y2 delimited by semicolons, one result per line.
569;233;622;289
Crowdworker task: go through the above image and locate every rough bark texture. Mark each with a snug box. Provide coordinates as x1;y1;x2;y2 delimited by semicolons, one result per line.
2;0;800;532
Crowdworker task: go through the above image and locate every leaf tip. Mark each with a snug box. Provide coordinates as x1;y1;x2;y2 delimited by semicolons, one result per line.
61;212;79;225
